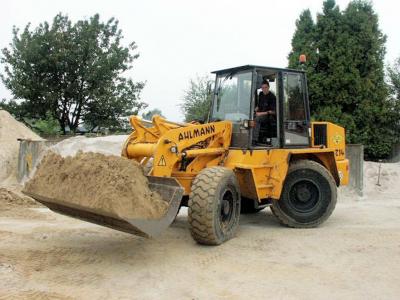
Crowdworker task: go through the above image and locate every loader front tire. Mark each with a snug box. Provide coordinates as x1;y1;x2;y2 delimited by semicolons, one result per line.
271;160;337;228
188;167;241;245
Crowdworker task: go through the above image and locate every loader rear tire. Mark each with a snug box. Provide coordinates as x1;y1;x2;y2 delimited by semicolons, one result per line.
188;167;241;245
271;160;337;228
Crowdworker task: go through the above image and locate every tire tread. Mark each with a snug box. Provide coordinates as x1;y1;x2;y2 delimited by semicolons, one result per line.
188;167;239;245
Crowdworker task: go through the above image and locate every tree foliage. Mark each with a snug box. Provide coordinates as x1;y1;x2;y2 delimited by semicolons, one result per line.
288;0;398;158
29;112;61;136
180;75;213;122
0;99;24;119
142;108;163;120
387;57;400;142
1;13;146;133
388;57;400;101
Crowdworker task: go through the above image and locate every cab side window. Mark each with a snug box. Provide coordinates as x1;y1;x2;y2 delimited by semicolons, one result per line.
283;73;309;146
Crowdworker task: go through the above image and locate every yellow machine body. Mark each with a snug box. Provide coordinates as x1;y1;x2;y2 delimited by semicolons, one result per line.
26;64;350;245
122;115;349;202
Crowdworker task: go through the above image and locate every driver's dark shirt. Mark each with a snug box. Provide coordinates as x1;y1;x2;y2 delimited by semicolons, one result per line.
256;91;276;113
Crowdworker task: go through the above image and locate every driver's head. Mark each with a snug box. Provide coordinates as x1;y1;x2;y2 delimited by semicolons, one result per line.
261;81;270;95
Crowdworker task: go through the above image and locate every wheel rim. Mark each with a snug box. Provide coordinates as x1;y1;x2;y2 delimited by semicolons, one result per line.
219;188;235;229
288;179;320;213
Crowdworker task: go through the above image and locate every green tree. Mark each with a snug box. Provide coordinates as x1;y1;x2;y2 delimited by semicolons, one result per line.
180;75;213;122
387;57;400;142
288;9;316;75
388;57;400;101
0;99;24;119
29;111;61;136
142;108;163;120
288;0;395;158
1;13;146;134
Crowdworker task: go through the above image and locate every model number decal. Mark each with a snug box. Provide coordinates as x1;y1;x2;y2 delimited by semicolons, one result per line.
335;148;345;156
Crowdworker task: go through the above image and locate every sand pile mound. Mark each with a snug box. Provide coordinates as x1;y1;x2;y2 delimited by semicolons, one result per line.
23;151;168;219
0;110;42;184
51;135;128;157
338;160;400;201
0;187;40;209
364;161;400;198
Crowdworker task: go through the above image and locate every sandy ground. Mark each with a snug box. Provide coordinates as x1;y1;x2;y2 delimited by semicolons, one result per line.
2;109;398;299
1;191;399;300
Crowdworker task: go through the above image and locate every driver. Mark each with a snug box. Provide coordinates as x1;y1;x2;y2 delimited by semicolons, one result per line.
253;80;277;144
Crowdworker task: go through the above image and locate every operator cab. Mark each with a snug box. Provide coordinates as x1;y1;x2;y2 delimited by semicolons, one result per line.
210;65;311;149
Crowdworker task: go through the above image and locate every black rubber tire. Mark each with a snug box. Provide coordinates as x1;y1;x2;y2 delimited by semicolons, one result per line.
271;160;337;228
240;197;264;214
188;167;241;245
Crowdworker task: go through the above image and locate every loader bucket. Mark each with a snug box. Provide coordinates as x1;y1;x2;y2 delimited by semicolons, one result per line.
24;176;184;238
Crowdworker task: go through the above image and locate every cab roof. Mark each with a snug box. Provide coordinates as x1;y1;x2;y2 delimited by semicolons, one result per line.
211;65;305;75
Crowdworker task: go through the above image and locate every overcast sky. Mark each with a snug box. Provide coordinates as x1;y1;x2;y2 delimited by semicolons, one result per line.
1;0;399;121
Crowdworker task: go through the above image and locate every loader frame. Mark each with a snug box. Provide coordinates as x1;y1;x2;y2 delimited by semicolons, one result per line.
25;64;350;244
122;66;348;203
122;116;348;202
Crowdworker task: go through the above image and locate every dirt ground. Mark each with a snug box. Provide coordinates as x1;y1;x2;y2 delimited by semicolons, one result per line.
0;190;399;300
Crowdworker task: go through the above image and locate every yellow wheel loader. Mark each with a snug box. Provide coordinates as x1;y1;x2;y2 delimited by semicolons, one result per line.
27;65;349;245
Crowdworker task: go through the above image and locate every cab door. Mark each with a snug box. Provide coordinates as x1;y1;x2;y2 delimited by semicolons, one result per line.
281;72;310;147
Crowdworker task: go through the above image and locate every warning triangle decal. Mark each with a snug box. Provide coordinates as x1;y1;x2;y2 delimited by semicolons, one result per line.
157;155;167;166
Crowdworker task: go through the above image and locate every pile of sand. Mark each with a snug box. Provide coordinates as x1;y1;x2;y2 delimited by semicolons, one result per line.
339;160;400;201
0;187;39;209
0;110;42;185
50;135;128;157
23;151;168;219
363;161;400;198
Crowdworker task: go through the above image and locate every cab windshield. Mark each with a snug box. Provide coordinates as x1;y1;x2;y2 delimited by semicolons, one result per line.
211;71;252;123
